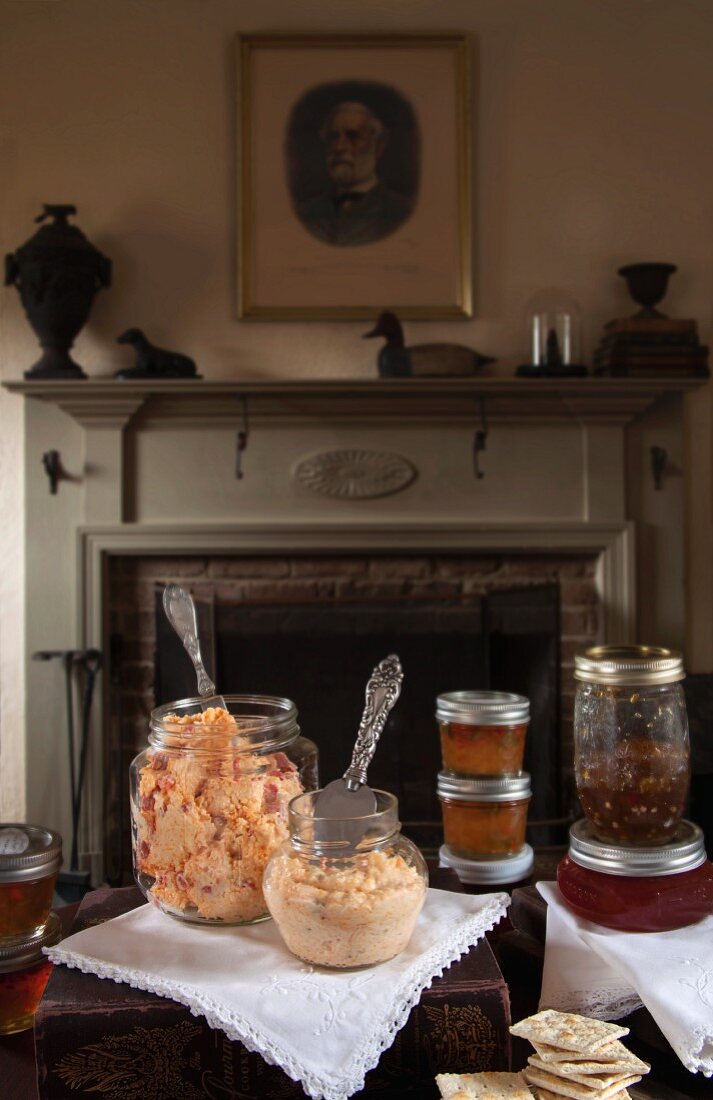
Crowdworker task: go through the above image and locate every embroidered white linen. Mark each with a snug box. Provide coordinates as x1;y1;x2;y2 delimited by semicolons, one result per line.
537;881;713;1077
46;887;508;1100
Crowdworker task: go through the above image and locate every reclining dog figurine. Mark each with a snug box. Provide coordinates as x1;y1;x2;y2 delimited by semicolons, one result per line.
115;328;200;378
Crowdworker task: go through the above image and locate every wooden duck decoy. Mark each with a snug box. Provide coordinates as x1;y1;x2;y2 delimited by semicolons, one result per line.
363;311;496;378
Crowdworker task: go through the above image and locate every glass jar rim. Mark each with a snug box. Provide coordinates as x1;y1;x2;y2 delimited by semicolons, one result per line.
437;770;532;802
149;694;299;753
569;818;705;877
436;691;530;725
0;824;62;882
574;645;685;686
287;788;400;853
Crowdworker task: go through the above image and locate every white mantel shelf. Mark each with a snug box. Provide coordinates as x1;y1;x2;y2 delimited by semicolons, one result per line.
3;375;706;427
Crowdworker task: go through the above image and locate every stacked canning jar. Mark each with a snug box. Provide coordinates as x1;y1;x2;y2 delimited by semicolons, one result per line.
558;645;713;931
436;692;533;886
0;824;62;1034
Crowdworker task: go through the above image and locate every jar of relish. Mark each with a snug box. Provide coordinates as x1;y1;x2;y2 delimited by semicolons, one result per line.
0;911;61;1034
437;771;531;859
557;819;713;932
573;646;689;845
436;692;530;775
0;824;62;943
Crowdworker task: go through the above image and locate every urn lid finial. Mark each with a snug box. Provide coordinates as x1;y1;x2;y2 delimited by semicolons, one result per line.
35;204;77;224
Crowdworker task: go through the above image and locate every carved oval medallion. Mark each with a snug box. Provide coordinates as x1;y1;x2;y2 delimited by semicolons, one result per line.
294;449;417;500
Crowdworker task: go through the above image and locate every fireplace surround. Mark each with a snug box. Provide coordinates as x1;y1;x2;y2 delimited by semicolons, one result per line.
6;375;698;882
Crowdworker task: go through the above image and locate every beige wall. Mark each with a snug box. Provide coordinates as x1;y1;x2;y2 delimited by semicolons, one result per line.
1;0;712;816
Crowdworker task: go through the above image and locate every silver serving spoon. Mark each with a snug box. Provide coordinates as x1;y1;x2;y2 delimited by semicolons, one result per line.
162;584;227;711
313;654;403;826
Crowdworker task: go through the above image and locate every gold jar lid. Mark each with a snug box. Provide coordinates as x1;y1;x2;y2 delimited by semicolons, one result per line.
574;645;685;686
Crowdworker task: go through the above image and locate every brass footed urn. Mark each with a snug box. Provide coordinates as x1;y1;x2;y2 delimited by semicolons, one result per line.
5;204;112;379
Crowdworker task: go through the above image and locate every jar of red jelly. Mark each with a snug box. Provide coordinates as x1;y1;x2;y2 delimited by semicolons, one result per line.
436;692;530;775
557;818;713;931
0;911;61;1034
573;646;689;846
0;824;62;943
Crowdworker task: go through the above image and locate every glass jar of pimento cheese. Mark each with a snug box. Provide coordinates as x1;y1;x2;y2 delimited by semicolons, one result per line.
557;819;713;931
0;911;61;1034
263;789;428;969
436;692;530;775
574;646;690;846
130;696;318;926
437;771;531;859
0;824;62;943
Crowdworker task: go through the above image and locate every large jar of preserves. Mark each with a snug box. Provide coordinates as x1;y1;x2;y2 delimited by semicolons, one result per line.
130;696;318;925
263;789;427;969
436;691;530;775
574;646;689;845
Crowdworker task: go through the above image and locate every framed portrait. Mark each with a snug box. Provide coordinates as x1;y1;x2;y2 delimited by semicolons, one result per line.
236;34;472;320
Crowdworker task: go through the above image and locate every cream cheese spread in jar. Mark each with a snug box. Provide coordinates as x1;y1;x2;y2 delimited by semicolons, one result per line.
263;789;427;968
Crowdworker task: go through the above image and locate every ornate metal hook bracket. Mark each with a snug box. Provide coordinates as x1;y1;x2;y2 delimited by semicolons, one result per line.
235;395;250;479
42;449;61;494
650;445;668;491
473;396;488;479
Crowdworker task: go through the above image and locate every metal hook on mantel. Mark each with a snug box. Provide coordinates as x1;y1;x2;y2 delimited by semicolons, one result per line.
473;396;488;480
650;445;668;491
42;449;61;494
235;395;250;480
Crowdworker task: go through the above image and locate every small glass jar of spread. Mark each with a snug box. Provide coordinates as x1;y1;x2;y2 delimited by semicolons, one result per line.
574;646;690;845
0;911;61;1034
0;824;62;943
557;819;713;932
263;789;428;969
437;771;531;859
436;692;530;775
130;696;318;926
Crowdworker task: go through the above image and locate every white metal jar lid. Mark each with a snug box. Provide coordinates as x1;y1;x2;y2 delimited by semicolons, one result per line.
436;691;530;726
437;770;531;803
569;818;706;877
439;843;534;885
573;645;685;686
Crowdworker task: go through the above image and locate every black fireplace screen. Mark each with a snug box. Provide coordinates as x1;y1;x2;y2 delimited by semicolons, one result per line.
153;584;560;850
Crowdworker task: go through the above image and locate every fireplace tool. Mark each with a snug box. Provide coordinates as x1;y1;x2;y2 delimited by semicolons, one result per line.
33;647;103;901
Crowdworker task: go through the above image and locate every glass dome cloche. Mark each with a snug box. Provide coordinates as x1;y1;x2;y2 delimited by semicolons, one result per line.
517;289;588;377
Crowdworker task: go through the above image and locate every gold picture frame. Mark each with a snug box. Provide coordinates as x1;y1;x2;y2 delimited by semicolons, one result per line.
237;33;472;320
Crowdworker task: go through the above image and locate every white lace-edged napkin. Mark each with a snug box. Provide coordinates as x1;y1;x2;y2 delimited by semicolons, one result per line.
46;887;508;1100
537;881;713;1077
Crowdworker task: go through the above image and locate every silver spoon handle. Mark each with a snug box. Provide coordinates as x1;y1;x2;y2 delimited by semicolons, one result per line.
343;654;403;790
162;584;216;697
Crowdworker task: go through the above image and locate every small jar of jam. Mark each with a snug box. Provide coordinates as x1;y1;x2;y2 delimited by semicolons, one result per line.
574;646;690;845
557;818;713;932
437;771;531;859
0;911;61;1034
0;824;62;943
436;692;530;775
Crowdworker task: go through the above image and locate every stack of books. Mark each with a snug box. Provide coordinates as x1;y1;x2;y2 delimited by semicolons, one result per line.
593;316;709;378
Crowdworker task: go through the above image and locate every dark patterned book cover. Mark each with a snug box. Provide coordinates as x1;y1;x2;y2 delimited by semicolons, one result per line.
35;884;511;1099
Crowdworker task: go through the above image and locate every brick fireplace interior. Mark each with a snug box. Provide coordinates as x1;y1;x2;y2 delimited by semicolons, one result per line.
106;551;599;884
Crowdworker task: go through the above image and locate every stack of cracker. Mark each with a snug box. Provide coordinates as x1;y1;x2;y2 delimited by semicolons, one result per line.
510;1009;650;1100
436;1071;533;1099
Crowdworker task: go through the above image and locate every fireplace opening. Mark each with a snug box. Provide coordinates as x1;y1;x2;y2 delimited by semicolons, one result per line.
105;553;599;884
154;584;560;852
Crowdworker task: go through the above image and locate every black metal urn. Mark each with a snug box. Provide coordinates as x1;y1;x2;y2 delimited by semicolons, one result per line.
5;205;112;379
618;262;677;318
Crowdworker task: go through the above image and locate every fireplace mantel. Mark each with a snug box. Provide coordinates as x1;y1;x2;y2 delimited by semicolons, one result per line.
7;370;699;882
3;375;704;428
